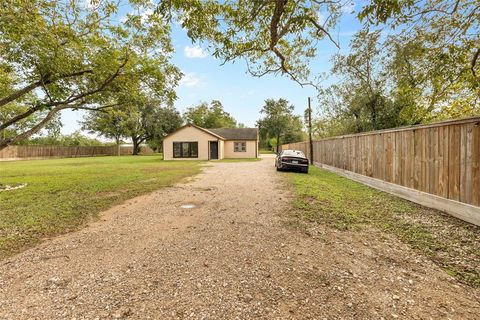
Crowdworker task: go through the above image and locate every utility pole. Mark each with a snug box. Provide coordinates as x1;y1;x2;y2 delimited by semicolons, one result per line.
307;97;314;164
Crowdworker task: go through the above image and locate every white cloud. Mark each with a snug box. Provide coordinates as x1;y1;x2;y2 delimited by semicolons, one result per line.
184;45;208;59
179;72;201;87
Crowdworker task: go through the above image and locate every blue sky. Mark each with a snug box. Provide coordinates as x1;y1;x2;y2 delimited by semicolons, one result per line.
60;2;362;137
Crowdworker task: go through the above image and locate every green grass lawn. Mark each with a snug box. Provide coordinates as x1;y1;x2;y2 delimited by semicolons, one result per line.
285;165;480;288
0;155;203;258
259;149;275;154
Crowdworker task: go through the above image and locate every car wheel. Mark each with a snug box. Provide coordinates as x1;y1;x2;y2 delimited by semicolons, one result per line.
303;168;309;173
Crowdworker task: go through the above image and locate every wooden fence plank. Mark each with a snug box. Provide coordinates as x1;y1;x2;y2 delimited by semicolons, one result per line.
281;117;480;212
437;126;448;198
449;125;461;201
0;145;153;161
472;123;480;206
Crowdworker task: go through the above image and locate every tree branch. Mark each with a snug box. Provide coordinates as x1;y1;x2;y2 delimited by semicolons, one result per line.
471;48;479;79
0;105;66;150
308;17;339;48
0;105;44;131
0;102;122;150
0;69;93;108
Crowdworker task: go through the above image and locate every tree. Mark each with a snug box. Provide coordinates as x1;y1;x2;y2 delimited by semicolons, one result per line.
4;0;476;150
159;0;348;87
3;1;406;151
387;33;479;123
82;109;129;155
256;98;304;153
0;0;180;150
20;131;108;146
359;0;479;92
183;100;237;128
83;104;182;155
319;31;404;134
145;106;183;152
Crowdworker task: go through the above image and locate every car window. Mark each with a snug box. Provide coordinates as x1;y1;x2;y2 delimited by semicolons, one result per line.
282;150;305;157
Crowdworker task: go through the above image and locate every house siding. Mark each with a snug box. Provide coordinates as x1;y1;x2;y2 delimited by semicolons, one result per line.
224;140;257;159
163;126;222;160
219;140;225;159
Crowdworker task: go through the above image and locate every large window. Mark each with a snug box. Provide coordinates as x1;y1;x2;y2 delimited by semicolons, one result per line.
173;142;198;158
234;141;246;152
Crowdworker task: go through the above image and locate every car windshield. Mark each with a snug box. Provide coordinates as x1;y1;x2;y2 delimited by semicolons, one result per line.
282;150;305;157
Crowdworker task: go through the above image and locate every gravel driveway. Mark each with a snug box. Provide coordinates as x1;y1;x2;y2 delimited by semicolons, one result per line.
1;155;479;319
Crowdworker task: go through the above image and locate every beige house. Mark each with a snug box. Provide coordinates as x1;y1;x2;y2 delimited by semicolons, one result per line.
162;124;259;160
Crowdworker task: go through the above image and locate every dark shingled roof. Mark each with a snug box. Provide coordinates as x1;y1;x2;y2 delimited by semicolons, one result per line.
208;128;258;140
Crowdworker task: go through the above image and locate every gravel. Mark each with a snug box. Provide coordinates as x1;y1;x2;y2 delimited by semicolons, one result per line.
0;155;479;319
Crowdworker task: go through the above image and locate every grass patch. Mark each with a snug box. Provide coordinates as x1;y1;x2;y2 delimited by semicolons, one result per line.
216;158;262;162
259;149;275;154
0;155;203;258
285;165;480;288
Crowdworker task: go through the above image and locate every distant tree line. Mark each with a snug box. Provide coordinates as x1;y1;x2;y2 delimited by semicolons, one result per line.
17;99;251;155
17;97;307;155
17;131;112;147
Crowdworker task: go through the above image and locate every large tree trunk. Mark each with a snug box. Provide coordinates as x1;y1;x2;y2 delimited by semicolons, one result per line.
115;137;121;156
132;137;140;155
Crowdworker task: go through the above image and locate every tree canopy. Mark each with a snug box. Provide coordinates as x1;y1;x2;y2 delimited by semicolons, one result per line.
256;98;304;153
83;104;182;155
1;0;478;148
315;0;480;138
0;0;180;149
183;100;238;128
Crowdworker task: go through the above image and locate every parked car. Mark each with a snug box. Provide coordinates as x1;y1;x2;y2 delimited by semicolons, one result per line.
275;150;309;173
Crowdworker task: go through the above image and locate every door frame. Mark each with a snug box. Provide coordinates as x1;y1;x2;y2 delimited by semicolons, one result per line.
208;140;219;160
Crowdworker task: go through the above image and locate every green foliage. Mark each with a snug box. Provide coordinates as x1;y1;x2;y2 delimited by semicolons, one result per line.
256;98;304;152
145;106;183;151
83;104;182;154
259;148;275;154
0;155;202;258
159;0;346;86
316;24;480;138
286;166;480;288
0;0;180;149
82;109;127;145
360;0;480;110
18;131;109;147
183;100;237;128
316;31;401;137
3;0;478;149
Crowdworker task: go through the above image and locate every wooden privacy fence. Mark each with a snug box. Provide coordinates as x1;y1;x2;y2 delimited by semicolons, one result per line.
0;145;154;161
282;117;480;225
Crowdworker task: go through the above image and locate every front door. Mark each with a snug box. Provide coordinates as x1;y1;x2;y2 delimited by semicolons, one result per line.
209;141;218;160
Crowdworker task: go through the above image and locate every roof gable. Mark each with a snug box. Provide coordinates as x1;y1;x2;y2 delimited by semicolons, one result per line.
163;123;225;140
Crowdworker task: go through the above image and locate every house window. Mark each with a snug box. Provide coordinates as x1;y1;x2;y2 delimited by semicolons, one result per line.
234;141;246;152
173;142;198;158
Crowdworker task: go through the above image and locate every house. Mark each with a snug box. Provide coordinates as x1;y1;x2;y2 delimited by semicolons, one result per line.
162;123;259;160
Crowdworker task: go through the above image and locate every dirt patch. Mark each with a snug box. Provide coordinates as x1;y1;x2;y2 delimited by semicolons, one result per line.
0;183;27;192
0;155;479;319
